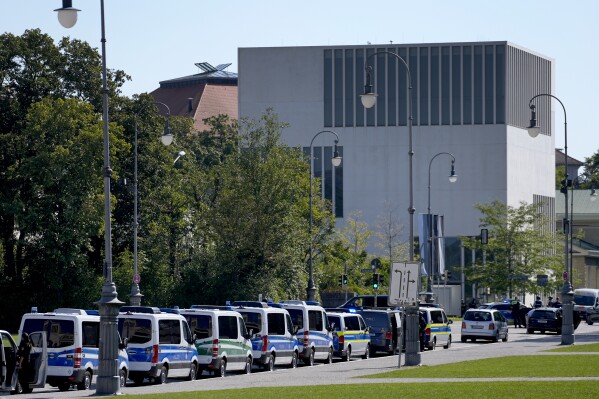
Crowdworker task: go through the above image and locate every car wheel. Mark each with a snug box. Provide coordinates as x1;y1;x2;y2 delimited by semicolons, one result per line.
527;328;534;334
119;368;127;387
556;329;562;335
58;382;71;391
188;362;197;381
156;365;168;384
132;376;144;385
540;330;545;334
443;335;451;349
265;354;275;371
430;337;436;350
471;338;476;342
344;346;352;361
290;351;298;368
77;370;92;390
216;359;226;377
244;357;252;374
362;344;370;359
326;347;333;364
502;332;508;342
461;336;466;343
306;349;315;366
492;332;499;343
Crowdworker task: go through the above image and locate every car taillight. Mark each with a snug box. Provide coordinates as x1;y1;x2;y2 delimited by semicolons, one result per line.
338;335;344;344
385;331;392;340
262;335;268;352
74;347;82;369
489;323;495;330
152;344;159;364
303;332;309;347
461;322;466;329
425;327;431;336
212;339;219;358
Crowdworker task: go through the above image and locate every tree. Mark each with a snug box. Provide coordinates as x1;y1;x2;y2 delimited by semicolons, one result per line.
462;200;562;298
373;201;407;262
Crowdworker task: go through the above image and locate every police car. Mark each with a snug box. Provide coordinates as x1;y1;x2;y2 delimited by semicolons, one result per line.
419;307;452;350
326;311;371;360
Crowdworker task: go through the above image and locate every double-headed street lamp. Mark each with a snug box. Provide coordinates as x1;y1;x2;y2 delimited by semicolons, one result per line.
427;153;458;303
528;93;574;345
131;102;174;306
55;0;122;394
307;131;342;302
360;50;421;366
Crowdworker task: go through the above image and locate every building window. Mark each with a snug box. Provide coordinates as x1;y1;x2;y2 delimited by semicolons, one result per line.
324;50;333;127
344;49;354;127
495;45;505;124
441;46;450;125
463;45;472;125
355;48;365;127
452;46;462;125
485;45;495;124
304;145;344;218
376;49;386;126
334;49;343;127
419;47;429;126
430;47;440;126
387;48;397;126
473;45;483;124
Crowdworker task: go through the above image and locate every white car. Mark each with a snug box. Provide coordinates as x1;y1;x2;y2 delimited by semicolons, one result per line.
461;309;508;343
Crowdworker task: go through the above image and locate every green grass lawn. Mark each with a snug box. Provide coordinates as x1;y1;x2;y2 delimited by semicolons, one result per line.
121;381;599;399
365;355;599;378
545;342;599;352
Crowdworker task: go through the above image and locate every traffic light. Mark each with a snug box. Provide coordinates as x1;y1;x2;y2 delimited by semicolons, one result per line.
338;275;343;286
373;273;379;289
342;274;348;285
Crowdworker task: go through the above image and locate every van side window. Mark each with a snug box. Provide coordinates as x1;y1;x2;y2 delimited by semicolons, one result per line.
159;320;181;345
431;311;444;324
186;315;212;339
287;309;303;330
285;314;294;335
358;316;366;330
82;321;100;347
182;320;192;343
308;310;323;331
218;316;238;339
267;313;286;335
119;318;151;344
345;316;360;331
327;315;341;332
239;317;248;337
23;319;75;348
241;312;262;334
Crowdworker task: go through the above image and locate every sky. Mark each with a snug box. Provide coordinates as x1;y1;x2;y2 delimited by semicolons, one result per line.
3;0;598;163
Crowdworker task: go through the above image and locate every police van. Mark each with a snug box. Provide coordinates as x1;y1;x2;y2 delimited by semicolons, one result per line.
118;306;198;384
0;329;47;394
19;308;129;392
279;301;334;366
180;307;253;377
419;306;452;350
326;311;371;361
234;302;300;370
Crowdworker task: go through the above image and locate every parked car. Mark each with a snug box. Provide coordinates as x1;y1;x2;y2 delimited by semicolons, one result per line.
526;307;564;334
420;307;453;350
359;309;401;355
326;311;371;361
480;301;516;324
461;308;508;343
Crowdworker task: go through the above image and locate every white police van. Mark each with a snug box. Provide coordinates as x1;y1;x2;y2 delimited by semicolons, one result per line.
19;308;129;392
180;307;253;377
0;329;47;394
118;306;198;384
279;301;334;366
234;301;300;370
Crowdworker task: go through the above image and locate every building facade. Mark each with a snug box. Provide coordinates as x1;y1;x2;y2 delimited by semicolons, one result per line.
239;42;555;246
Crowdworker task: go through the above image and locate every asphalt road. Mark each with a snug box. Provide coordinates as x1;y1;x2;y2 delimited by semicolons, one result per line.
7;322;599;398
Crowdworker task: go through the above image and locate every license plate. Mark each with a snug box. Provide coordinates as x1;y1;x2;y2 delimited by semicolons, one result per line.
472;325;484;329
537;320;547;324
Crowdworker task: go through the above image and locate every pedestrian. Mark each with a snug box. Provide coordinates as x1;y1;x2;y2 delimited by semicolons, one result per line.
547;296;554;307
553;297;562;308
534;296;543;308
511;299;521;327
16;332;32;391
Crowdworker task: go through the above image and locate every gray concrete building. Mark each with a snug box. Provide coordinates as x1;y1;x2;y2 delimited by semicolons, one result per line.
238;42;556;287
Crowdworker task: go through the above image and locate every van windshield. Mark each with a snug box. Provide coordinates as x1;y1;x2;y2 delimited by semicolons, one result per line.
360;312;388;328
287;309;304;329
574;295;596;306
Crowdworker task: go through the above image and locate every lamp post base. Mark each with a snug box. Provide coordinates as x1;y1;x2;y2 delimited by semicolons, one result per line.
96;282;124;395
129;283;143;307
561;294;575;346
306;284;316;303
404;305;421;366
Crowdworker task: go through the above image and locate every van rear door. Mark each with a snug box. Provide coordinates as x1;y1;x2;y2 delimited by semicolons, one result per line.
27;331;48;388
0;331;17;392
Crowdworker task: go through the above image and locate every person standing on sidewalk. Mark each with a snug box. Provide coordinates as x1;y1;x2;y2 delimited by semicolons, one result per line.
511;300;522;328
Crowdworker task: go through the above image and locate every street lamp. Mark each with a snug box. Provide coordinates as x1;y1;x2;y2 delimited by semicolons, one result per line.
426;153;457;303
528;94;574;345
361;50;420;366
55;0;122;393
131;102;173;306
173;150;186;165
308;130;341;302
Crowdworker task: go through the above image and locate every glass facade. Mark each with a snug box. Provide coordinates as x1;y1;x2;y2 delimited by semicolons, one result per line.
324;43;553;129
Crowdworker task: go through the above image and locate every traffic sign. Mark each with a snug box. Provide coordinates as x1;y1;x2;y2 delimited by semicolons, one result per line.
133;273;141;284
537;274;548;287
371;258;381;269
388;262;419;306
563;271;568;281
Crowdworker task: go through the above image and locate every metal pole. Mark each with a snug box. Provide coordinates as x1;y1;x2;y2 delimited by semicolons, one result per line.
131;102;171;307
95;0;123;394
307;130;340;302
529;94;573;345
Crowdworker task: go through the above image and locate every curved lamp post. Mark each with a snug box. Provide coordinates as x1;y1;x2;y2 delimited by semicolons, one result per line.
426;153;457;303
55;0;122;394
361;50;421;366
527;93;574;345
131;102;173;306
174;150;186;165
308;130;341;302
